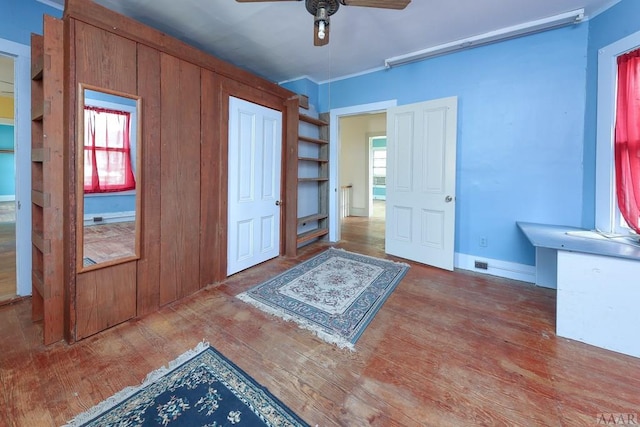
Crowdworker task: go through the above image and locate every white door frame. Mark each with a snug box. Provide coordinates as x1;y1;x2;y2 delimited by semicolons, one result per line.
329;100;397;242
0;38;31;296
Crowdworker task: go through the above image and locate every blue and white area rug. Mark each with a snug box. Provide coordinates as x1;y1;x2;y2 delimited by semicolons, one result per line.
64;342;309;427
237;248;409;350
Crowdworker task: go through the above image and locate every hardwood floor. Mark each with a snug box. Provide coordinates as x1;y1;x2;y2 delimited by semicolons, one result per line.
83;221;136;265
0;221;16;302
1;212;639;426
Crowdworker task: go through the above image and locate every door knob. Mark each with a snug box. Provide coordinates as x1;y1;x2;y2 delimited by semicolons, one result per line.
275;200;281;206
445;195;453;203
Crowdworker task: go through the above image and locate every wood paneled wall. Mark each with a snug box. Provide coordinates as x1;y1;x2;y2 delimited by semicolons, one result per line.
159;54;202;306
60;0;298;342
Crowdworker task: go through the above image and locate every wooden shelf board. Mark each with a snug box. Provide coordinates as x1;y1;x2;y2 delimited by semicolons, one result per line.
298;213;328;225
299;114;328;127
31;231;50;255
298;156;328;163
31;34;44;80
31;190;50;208
31;109;44;122
31;147;50;163
298;177;329;182
297;227;329;245
32;269;45;298
299;135;328;145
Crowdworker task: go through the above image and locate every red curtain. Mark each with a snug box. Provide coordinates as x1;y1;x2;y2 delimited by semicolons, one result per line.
615;48;640;234
84;106;135;193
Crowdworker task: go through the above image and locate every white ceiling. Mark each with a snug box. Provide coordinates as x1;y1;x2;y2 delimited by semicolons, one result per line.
44;0;617;83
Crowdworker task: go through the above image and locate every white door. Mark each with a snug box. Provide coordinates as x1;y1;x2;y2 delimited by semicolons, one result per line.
385;97;458;270
227;97;282;275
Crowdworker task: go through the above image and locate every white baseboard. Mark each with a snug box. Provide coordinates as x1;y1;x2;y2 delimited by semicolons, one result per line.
455;252;536;284
84;211;135;226
0;195;15;202
350;207;367;217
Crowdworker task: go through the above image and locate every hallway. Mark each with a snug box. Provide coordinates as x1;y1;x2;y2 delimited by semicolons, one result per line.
0;201;16;302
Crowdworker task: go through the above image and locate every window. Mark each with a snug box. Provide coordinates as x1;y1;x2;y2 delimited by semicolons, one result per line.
372;148;387;186
614;48;640;234
83;106;135;194
596;30;640;236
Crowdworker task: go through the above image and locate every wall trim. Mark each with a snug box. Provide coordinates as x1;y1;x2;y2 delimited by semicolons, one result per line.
349;207;367;217
35;0;64;11
455;252;536;284
83;210;135;226
0;195;15;202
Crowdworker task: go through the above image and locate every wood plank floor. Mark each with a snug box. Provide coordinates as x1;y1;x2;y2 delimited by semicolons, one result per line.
0;221;16;302
1;212;639;426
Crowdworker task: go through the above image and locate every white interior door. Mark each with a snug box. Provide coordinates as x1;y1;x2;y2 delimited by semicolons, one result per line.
385;97;458;270
227;97;282;275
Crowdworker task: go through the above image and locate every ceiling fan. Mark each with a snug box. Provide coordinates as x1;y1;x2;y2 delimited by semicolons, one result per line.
236;0;411;46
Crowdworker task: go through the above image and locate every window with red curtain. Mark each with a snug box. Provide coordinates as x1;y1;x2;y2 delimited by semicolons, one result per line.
84;106;136;194
615;48;640;234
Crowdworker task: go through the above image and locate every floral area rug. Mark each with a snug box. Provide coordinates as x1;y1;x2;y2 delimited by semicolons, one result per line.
64;342;309;427
237;248;409;350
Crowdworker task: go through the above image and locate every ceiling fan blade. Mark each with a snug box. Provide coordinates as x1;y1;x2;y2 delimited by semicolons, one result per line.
235;0;300;2
340;0;410;9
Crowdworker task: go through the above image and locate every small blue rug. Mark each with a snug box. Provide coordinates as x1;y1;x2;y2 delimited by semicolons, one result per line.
237;248;409;350
64;342;309;427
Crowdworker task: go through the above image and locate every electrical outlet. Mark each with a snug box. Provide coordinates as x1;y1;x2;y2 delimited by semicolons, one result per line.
479;237;488;247
474;261;488;270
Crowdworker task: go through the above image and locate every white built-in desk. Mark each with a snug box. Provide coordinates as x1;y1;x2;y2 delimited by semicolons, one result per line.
518;222;640;359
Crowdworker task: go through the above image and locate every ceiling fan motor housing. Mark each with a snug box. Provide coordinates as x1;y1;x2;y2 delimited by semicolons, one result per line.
305;0;340;16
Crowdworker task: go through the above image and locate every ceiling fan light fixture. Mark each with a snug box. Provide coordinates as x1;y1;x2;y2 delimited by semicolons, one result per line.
237;0;410;46
318;20;327;39
315;6;329;40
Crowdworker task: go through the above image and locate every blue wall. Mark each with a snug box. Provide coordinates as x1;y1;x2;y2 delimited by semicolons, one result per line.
6;0;638;270
0;125;14;196
582;0;640;229
0;0;62;45
287;24;589;267
84;194;136;216
280;77;320;112
1;1;60;200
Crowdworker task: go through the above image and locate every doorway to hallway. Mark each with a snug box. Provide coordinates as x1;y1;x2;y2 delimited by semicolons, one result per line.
0;54;16;303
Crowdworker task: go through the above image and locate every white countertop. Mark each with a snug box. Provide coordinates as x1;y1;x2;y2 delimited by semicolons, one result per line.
517;222;640;261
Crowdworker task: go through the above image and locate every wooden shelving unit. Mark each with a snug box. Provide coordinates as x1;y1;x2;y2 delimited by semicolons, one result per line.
30;16;65;345
296;112;330;247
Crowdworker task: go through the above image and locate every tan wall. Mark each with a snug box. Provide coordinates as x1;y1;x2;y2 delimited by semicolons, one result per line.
0;96;14;119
